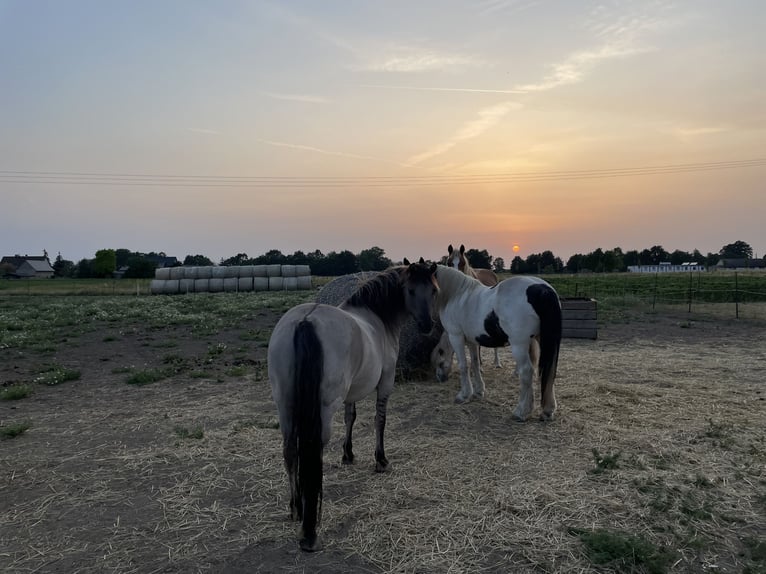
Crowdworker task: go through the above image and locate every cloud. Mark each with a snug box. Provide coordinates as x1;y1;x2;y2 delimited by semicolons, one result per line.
260;91;329;104
478;0;541;17
515;4;668;92
187;127;220;135
406;101;521;166
362;51;480;73
358;84;526;95
257;139;403;167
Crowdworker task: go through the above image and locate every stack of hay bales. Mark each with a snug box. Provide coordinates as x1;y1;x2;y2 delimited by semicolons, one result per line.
316;272;443;381
150;265;312;294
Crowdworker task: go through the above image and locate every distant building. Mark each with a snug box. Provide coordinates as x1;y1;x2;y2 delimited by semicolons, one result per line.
145;255;179;268
715;258;766;271
627;262;706;273
0;254;55;278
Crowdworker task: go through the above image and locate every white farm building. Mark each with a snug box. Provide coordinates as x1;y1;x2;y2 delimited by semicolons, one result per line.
627;262;706;273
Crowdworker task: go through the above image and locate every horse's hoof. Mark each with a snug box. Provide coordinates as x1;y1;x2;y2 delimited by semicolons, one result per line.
375;461;390;473
539;412;555;422
454;394;469;404
511;413;527;422
299;534;323;552
342;454;354;465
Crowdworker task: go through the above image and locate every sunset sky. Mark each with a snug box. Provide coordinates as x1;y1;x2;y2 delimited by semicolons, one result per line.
2;1;765;265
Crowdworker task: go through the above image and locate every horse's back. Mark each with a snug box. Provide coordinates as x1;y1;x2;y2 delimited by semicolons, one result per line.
268;302;388;411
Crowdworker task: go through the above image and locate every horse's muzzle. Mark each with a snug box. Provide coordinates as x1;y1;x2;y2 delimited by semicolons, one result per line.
416;317;433;334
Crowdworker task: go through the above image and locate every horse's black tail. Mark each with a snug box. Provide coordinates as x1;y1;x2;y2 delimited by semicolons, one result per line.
293;319;324;551
526;283;562;418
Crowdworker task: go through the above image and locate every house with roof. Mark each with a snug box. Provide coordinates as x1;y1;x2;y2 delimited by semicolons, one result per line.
0;254;55;278
715;258;766;271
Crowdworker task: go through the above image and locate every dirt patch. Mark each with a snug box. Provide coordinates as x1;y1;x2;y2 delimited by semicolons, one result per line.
1;301;765;573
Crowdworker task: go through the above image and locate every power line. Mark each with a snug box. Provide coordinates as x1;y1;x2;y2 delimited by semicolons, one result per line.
1;158;764;187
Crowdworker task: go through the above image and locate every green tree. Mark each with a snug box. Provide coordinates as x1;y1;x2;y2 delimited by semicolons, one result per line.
254;249;286;264
357;246;392;271
184;254;214;266
719;241;753;259
115;248;133;268
221;253;251;266
76;258;95;278
53;252;75;277
123;256;157;278
493;257;506;273
465;248;492;269
93;249;116;278
510;255;527;274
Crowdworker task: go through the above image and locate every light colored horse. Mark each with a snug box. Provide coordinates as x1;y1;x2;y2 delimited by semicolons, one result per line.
433;265;562;422
268;259;438;552
431;244;501;381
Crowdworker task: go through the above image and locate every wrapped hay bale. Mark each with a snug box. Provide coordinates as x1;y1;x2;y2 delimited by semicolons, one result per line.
283;277;298;291
238;277;254;292
223;277;239;292
197;266;213;279
224;266;240;278
194;278;210;292
209;278;224;292
155;268;171;280
254;277;269;291
184;267;199;279
168;267;184;280
269;276;284;291
297;275;312;290
266;264;282;277
239;265;255;277
281;264;297;277
211;266;226;279
179;278;195;293
316;272;443;380
295;264;311;277
253;265;267;277
150;279;164;294
163;280;180;294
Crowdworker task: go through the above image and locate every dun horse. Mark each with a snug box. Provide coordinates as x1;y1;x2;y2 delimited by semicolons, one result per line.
433;265;562;421
268;259;438;551
431;244;501;381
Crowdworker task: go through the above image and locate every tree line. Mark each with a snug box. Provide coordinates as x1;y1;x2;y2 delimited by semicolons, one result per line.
46;240;756;279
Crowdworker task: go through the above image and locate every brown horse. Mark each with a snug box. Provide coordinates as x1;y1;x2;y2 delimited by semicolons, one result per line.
437;244;502;372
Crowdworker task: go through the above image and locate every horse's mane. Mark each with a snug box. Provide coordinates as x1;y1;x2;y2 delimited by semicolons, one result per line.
435;265;483;308
344;267;407;330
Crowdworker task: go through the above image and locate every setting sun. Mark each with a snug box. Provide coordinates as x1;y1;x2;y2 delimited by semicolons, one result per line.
512;245;520;253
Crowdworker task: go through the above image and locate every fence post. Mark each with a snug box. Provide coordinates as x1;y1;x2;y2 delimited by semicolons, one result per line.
652;273;657;311
687;270;693;313
735;271;739;319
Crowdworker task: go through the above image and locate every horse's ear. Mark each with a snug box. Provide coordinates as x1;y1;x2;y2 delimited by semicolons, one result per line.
448;244;454;254
419;257;425;264
403;257;411;266
459;244;465;254
429;262;437;274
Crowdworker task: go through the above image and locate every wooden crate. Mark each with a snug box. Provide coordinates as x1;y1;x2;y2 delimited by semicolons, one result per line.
560;297;597;339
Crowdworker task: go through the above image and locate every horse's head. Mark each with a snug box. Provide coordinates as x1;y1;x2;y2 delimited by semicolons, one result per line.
446;244;468;272
430;331;454;382
402;257;439;333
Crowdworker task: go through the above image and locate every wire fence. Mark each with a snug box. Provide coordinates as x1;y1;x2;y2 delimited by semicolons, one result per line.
550;271;766;320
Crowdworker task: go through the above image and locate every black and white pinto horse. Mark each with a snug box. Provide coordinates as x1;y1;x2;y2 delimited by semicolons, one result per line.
433;265;562;421
268;259;438;552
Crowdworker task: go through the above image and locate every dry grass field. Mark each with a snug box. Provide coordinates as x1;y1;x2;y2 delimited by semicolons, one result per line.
1;292;765;573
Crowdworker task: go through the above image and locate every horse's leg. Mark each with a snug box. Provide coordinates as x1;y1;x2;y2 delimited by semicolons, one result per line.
510;342;535;421
342;402;356;464
449;333;473;403
468;342;485;399
374;387;391;473
283;432;301;521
